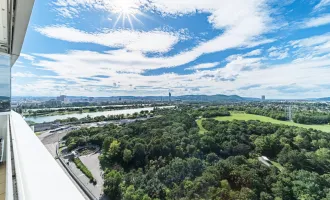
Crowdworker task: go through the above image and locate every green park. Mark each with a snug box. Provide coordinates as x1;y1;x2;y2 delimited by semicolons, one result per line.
197;112;330;133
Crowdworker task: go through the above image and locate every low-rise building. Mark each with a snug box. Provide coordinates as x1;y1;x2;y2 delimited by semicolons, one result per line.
33;121;61;132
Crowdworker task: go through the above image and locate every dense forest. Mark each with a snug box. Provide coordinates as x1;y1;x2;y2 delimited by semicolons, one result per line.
202;108;230;118
244;108;287;121
293;112;330;125
224;105;287;121
64;108;330;200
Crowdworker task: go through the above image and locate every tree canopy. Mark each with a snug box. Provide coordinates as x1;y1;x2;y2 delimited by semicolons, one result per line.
64;107;330;200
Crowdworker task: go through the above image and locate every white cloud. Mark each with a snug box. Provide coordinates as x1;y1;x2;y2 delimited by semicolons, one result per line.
291;33;330;58
12;72;36;78
54;7;79;18
302;14;330;28
20;53;35;61
185;62;220;70
12;46;330;99
244;49;263;57
36;26;181;53
34;49;172;74
215;56;262;80
146;0;270;28
148;0;272;60
36;25;273;71
22;0;326;98
53;0;145;16
225;49;263;62
48;0;274;69
314;0;330;11
291;34;330;48
268;47;289;60
21;30;330;98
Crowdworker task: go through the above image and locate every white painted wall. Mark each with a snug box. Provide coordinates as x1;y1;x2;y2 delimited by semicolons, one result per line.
10;111;85;200
0;114;8;161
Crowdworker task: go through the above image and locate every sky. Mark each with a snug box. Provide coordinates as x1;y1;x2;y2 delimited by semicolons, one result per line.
11;0;330;99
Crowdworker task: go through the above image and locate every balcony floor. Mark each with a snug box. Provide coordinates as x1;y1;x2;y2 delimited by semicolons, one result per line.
0;163;5;200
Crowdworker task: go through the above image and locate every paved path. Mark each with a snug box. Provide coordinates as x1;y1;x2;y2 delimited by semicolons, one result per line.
64;158;108;200
39;123;112;200
55;159;90;200
80;153;104;190
43;140;107;199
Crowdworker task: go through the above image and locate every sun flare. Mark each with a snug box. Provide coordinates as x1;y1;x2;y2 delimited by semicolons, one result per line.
113;1;138;14
112;0;144;29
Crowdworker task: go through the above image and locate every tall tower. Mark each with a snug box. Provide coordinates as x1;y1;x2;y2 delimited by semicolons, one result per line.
169;92;172;102
261;95;266;101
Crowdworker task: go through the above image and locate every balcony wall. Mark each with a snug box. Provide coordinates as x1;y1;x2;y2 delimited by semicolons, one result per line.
8;112;85;200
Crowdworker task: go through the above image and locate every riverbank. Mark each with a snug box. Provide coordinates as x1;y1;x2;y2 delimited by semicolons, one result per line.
22;104;168;117
26;106;175;123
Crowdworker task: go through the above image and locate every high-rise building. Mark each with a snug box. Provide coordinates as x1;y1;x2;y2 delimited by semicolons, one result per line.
169;92;172;102
262;95;266;101
57;95;67;102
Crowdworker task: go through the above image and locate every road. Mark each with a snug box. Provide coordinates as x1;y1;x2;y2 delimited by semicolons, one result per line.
38;117;150;145
40;125;109;200
63;157;107;200
80;153;104;198
38;118;151;199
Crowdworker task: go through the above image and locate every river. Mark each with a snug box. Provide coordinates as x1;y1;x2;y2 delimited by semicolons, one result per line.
26;104;152;111
25;106;174;123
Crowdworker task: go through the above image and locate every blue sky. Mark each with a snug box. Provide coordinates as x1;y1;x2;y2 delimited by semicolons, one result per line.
11;0;330;98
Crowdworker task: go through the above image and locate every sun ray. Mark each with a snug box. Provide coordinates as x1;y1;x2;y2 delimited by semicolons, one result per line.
131;14;144;25
127;14;134;29
136;12;157;23
113;13;123;29
110;1;151;29
122;13;126;27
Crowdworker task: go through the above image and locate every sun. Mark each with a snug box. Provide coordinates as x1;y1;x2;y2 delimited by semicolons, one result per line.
113;1;139;15
111;0;144;29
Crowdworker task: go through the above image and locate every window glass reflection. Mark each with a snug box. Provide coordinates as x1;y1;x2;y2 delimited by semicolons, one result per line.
0;54;10;112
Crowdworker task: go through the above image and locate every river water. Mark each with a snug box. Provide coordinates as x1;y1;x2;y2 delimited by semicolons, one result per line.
25;106;174;123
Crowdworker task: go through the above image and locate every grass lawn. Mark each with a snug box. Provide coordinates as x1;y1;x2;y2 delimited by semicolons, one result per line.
196;119;207;134
197;113;330;133
35;132;43;135
271;161;284;172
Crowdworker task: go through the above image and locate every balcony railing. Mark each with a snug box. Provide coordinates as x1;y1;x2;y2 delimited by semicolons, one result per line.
2;112;86;200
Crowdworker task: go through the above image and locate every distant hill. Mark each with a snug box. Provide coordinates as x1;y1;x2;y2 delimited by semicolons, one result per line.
60;95;253;102
317;97;330;101
13;94;260;102
174;94;259;102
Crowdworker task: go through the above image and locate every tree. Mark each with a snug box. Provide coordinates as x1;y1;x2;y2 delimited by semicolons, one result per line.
145;178;166;199
206;153;219;163
254;135;282;158
104;170;123;200
292;170;327;200
123;149;133;163
260;192;273;200
109;140;121;158
63;106;330;200
123;185;145;200
133;143;146;168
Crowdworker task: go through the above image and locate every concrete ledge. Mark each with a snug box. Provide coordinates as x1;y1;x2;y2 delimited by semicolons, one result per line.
10;111;85;200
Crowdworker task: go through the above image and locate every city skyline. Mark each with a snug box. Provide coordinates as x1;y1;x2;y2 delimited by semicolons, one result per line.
11;0;330;99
